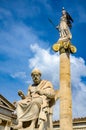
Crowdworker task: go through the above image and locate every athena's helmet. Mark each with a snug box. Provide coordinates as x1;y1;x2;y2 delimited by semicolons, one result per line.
62;7;66;15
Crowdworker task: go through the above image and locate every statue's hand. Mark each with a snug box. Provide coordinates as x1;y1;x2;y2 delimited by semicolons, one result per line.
18;90;26;99
18;90;23;95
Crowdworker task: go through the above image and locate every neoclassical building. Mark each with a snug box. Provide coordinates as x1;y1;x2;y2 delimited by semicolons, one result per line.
53;117;86;130
0;94;16;130
0;94;86;130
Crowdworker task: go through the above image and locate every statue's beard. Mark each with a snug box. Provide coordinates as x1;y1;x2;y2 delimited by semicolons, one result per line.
34;79;41;85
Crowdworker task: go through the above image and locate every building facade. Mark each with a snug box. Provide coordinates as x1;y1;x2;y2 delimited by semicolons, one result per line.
0;94;16;130
53;117;86;130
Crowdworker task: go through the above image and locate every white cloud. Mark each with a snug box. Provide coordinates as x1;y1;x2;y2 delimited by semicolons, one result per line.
29;43;86;120
11;72;26;79
29;44;60;88
70;56;86;118
71;56;86;88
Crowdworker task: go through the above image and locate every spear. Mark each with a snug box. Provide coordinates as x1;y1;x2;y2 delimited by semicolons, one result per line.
48;18;57;30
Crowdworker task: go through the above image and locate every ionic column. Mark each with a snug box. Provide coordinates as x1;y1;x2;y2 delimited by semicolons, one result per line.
52;40;77;130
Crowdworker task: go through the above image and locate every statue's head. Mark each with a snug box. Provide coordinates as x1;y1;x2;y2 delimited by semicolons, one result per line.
62;7;66;15
31;68;41;85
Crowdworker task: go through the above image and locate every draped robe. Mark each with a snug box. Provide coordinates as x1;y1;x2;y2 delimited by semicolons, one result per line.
16;80;55;122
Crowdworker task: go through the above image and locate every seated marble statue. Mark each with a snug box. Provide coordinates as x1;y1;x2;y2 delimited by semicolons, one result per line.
12;68;55;130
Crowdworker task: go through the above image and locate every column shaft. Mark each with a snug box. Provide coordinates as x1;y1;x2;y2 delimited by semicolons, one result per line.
60;52;73;130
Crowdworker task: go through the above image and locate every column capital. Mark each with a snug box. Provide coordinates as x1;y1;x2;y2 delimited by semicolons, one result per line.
52;40;77;54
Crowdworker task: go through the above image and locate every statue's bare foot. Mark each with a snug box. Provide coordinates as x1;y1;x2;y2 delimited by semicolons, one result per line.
11;122;22;129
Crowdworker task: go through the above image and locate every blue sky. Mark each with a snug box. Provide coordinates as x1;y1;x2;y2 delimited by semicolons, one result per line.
0;0;86;120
